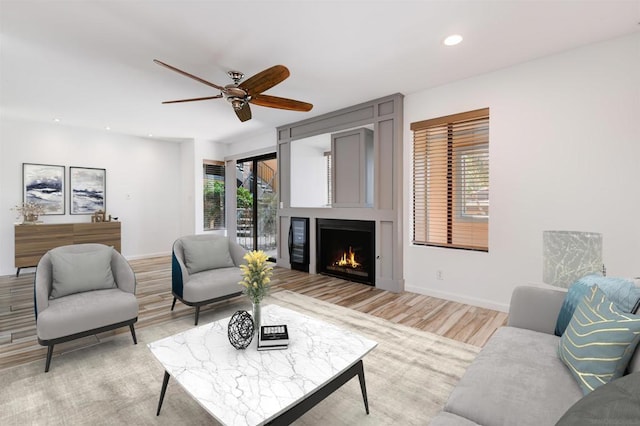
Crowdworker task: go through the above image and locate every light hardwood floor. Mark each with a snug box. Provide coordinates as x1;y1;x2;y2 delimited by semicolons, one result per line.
0;256;507;371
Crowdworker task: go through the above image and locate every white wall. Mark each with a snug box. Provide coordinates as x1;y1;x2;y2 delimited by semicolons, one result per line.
290;139;328;207
0;118;184;275
224;129;276;159
179;139;196;236
403;33;640;312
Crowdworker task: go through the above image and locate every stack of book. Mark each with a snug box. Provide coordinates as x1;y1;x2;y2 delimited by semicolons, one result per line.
257;325;289;351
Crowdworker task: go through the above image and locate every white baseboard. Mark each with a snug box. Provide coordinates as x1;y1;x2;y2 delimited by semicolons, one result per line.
125;251;171;261
404;284;510;313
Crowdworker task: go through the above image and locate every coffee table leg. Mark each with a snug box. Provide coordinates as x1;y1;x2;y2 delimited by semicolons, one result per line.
156;370;171;416
356;360;370;414
267;359;370;425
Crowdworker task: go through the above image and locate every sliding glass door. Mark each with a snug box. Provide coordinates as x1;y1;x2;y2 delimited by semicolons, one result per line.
236;153;278;260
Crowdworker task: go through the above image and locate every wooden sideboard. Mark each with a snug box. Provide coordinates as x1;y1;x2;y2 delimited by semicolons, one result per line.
14;222;121;276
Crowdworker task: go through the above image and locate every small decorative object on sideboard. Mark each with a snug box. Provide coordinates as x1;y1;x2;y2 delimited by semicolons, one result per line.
227;310;255;349
12;202;45;225
257;325;289;351
92;210;104;222
91;209;114;223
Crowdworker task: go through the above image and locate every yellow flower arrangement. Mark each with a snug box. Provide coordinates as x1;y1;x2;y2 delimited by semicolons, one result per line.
238;250;273;304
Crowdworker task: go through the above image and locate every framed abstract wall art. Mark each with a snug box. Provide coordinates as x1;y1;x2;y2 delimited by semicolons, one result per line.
22;163;65;215
70;166;106;214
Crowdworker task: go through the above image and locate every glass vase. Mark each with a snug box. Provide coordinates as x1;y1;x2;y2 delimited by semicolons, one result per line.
23;214;38;225
252;301;261;335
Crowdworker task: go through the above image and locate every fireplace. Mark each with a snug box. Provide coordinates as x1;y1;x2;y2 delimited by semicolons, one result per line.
316;219;375;285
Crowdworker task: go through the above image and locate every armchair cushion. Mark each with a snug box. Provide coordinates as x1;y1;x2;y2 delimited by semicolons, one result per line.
50;245;116;299
36;288;138;341
182;236;234;274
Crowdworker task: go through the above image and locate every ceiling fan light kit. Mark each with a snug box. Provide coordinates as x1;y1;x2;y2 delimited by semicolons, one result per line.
154;60;313;122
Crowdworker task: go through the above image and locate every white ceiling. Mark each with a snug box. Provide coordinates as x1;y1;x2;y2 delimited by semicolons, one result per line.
1;1;639;143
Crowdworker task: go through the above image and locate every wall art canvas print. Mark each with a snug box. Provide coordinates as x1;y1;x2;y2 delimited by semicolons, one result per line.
70;167;106;214
22;163;65;215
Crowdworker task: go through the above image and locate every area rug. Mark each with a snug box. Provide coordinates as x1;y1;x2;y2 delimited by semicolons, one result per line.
0;290;480;425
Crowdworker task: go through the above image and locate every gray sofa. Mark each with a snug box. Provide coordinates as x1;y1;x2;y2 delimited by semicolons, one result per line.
171;234;246;325
431;285;640;426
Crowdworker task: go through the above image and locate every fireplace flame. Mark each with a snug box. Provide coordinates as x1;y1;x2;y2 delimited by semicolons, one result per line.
336;246;360;268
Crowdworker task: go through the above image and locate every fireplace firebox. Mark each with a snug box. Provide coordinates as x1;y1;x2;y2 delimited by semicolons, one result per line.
316;219;375;285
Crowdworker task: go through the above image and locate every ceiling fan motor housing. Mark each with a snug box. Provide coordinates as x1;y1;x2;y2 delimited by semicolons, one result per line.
229;98;245;110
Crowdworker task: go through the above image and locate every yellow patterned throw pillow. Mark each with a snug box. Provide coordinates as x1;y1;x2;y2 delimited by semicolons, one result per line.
558;285;640;394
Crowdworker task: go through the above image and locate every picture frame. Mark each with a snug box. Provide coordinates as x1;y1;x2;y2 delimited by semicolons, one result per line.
70;166;106;214
22;163;65;215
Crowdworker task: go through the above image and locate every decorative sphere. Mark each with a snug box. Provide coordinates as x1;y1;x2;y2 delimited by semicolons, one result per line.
228;310;255;349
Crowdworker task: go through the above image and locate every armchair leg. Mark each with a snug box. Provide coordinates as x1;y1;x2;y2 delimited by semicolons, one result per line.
194;306;200;326
129;324;137;345
45;344;54;373
171;297;177;311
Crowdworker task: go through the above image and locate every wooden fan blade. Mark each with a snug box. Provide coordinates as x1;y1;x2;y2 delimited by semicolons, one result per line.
250;94;313;112
234;102;252;122
239;65;290;95
154;59;227;92
162;95;223;104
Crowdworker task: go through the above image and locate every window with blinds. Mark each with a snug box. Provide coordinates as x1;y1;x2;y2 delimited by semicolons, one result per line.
411;108;489;251
203;161;225;231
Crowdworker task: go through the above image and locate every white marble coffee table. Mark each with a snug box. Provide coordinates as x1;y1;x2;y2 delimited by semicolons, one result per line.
148;304;378;425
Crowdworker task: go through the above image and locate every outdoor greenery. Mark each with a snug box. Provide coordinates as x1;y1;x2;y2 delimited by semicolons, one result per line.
204;182;255;230
204;180;224;230
205;160;276;253
236;186;253;209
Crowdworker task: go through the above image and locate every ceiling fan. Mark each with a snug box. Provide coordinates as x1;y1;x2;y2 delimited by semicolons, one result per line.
153;59;313;122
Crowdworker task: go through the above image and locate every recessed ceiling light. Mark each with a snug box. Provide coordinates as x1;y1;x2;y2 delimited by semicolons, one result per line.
444;34;463;46
148;133;153;138
105;126;111;131
53;118;61;123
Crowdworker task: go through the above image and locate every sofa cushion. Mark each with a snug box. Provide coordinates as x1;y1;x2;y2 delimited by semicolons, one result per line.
182;237;234;274
555;275;640;336
49;245;116;299
443;326;582;426
558;285;640;394
36;288;138;341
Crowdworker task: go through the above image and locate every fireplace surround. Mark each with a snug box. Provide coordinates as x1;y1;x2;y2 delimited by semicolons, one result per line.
276;93;404;293
316;219;375;285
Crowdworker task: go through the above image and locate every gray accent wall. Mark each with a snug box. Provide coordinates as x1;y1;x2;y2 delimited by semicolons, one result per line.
277;93;404;292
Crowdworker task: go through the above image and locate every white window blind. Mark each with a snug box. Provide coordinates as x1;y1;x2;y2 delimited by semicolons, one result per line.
411;108;489;251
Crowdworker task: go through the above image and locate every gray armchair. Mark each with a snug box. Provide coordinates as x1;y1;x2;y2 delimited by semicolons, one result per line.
34;243;139;372
171;234;246;325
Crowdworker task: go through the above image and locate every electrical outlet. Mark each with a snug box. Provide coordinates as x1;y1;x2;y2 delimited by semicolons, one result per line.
436;270;443;280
